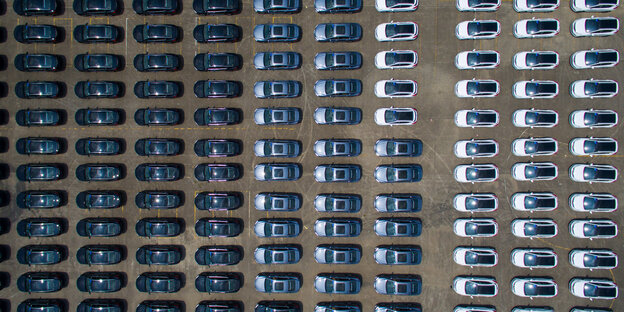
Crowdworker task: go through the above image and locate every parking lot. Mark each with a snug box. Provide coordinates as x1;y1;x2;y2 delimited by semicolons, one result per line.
0;0;623;310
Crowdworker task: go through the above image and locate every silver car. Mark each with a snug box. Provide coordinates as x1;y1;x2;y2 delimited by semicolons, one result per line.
314;194;361;212
254;139;301;157
254;107;301;125
254;163;301;181
255;193;301;211
314;139;361;157
254;80;301;98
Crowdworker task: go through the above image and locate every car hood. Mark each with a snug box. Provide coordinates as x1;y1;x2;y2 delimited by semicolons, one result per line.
253;25;265;40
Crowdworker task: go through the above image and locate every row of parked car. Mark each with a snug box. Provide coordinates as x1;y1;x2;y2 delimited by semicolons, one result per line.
453;218;618;239
454;79;618;99
454;192;618;212
456;48;619;70
456;0;619;11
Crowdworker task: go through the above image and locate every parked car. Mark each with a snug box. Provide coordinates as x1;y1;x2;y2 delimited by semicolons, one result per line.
18;218;66;237
17;191;64;209
133;0;179;14
375;107;417;125
195;163;242;181
512;162;558;181
254;163;300;181
194;53;242;71
136;245;182;265
195;272;241;293
254;0;300;13
194;139;241;157
77;300;124;312
315;273;361;294
571;49;619;69
135;81;180;98
455;79;499;98
17;245;66;265
195;246;242;265
453;276;498;297
14;24;61;43
376;139;422;157
16;137;63;155
15;53;63;72
314;79;362;97
569;193;617;212
375;22;418;41
571;17;619;37
457;0;500;11
76;218;124;237
514;0;559;11
195;218;242;237
135;218;183;237
76;245;124;265
77;191;123;209
314;244;360;264
194;80;241;98
375;164;422;183
569;219;617;239
254;139;301;157
454;164;499;183
315;302;361;312
315;23;362;42
511;219;558;238
137;301;182;312
19;299;67;312
253;24;301;42
77;272;124;293
135;163;181;182
255;245;301;264
511;277;557;298
196;192;242;211
455;20;500;39
512;137;558;157
570;79;618;98
193;24;241;42
455;50;499;69
375;0;418;11
513;18;560;38
513;50;559;70
255;193;301;211
569;249;617;269
74;24;121;43
135;108;181;125
513;80;559;99
14;0;58;15
314;194;361;213
255;301;301;312
254;219;301;237
195;108;241;126
135;138;181;156
255;273;301;293
315;52;362;70
569;278;618;299
136;272;183;293
17;272;66;293
374;274;421;295
136;191;182;209
314;164;361;182
511;192;557;211
75;81;122;98
76;163;122;181
75;53;122;72
17;163;63;181
512;109;558;128
570;109;617;128
74;0;121;15
454;109;498;127
453;218;498;237
314;139;361;157
374;193;422;212
193;0;241;14
254;52;301;69
571;0;618;11
254;81;301;99
453;193;498;212
511;248;557;268
376;49;418;69
375;245;421;265
314;107;361;125
314;218;361;237
453;247;497;267
15;81;62;99
454;139;498;158
76;138;122;156
570;137;617;156
135;53;180;72
374;218;421;237
569;163;617;183
375;79;417;97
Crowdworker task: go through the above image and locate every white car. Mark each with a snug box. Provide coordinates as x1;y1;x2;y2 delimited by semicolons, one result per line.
571;17;619;37
455;79;499;98
511;248;558;268
570;49;619;69
454;306;496;312
569;193;618;212
511;277;558;298
453;218;498;237
513;80;559;99
374;79;417;98
454;109;499;128
375;50;418;69
512;162;558;181
454;164;499;183
511;192;558;211
569;163;618;183
511;137;558;157
453;193;498;212
455;50;500;69
511;219;558;238
514;0;559;12
569;278;618;299
453;276;498;297
570;79;618;98
569;109;618;128
513;50;559;70
569;249;618;269
514;18;560;38
453;247;498;267
454;139;499;158
374;107;417;126
375;22;418;42
569;219;618;239
512;109;558;128
569;137;617;156
375;0;418;12
455;20;501;39
571;0;619;11
456;0;500;11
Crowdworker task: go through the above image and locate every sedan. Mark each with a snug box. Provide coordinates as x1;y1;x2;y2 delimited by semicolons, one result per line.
254;139;301;157
195;218;242;237
17;164;63;181
76;218;123;237
375;50;418;69
457;0;500;11
375;139;422;157
193;0;241;14
75;81;122;99
255;273;301;293
569;163;617;183
374;274;421;296
314;107;361;125
254;52;301;70
136;273;182;293
314;139;361;157
135;138;181;156
375;0;418;11
453;247;497;267
76;163;123;181
133;0;179;14
455;20;501;39
453;276;498;297
196;192;242;211
136;245;182;265
14;0;58;15
511;192;557;211
314;23;362;42
315;0;362;12
135;53;180;71
569;193;617;212
254;107;301;125
74;24;121;43
453;218;498;237
570;79;618;98
374;245;421;265
514;18;560;38
512;162;558;181
76;245;123;265
254;245;301;264
194;139;241;157
134;24;180;43
77;272;124;293
136;191;182;209
19;299;68;312
513;80;559;99
375;80;417;98
254;0;300;13
137;302;182;312
375;22;418;41
454;139;498;158
455;79;499;98
513;109;558;128
511;219;558;238
135;218;182;237
569;219;617;239
374;218;421;237
374;193;422;212
571;49;619;69
571;0;618;11
135;108;181;125
15;53;63;72
16;137;62;155
254;24;301;42
571;17;619;37
454;164;498;183
255;193;301;211
17;245;65;265
513;50;559;70
314;164;361;182
514;0;559;11
314;218;361;237
315;52;362;70
15;81;62;99
375;107;417;126
511;278;557;298
455;50;499;69
569;278;618;299
17;272;66;293
17;192;64;209
453;193;498;212
314;79;362;97
75;53;122;72
314;194;361;213
454;109;499;127
74;0;121;15
77;191;123;209
570;137;617;156
570;109;617;128
14;24;61;43
195;108;241;126
194;24;241;42
194;53;242;71
569;249;618;269
314;244;361;264
254;219;301;237
315;273;361;294
512;137;558;157
256;301;301;312
255;163;300;181
135;163;181;182
375;164;422;183
254;81;301;98
195;163;241;181
511;248;558;268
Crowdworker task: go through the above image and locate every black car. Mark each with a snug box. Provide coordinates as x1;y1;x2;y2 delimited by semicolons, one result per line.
76;190;123;209
14;24;61;43
17;245;66;265
136;191;183;209
193;0;240;14
133;0;179;14
135;108;182;126
195;192;242;210
194;24;241;42
15;81;62;99
74;24;121;43
76;218;124;237
195;245;242;265
194;53;242;71
375;303;421;312
195;218;242;237
77;272;124;293
194;80;242;98
76;245;124;265
194;139;241;157
194;163;242;181
17;272;67;293
75;81;123;98
134;53;181;72
76;163;123;181
74;0;121;15
76;138;123;156
135;138;182;156
136;272;183;293
137;301;182;312
194;108;241;126
77;300;124;312
14;0;58;15
15;53;63;72
316;302;361;312
195;272;242;293
17;163;64;181
134;81;181;98
135;163;182;182
133;24;180;43
17;191;65;209
315;0;362;12
75;53;123;72
15;137;65;155
255;301;301;312
196;301;242;312
136;245;183;265
136;218;183;237
76;108;122;125
17;218;65;237
18;299;67;312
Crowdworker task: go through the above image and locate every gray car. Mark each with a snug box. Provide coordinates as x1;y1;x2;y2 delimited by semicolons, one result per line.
314;194;361;212
374;218;422;237
374;164;422;183
253;24;301;42
254;0;300;13
375;194;422;212
314;52;362;70
254;107;302;125
314;164;361;182
254;139;301;157
254;81;301;98
314;107;361;125
254;218;301;237
314;218;361;237
254;52;301;70
374;274;421;295
314;139;361;157
255;273;301;293
255;193;301;211
315;0;362;13
314;273;361;294
314;244;361;264
374;245;422;265
314;23;362;41
375;139;423;157
254;163;301;181
254;245;301;264
314;79;362;97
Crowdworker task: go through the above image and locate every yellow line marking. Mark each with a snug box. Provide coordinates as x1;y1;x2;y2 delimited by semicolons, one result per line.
535;238;571;251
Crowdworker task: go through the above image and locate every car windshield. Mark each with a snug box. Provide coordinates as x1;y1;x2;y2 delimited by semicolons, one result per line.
466;142;495;156
387;197;411;211
524;196;555;208
526;53;557;66
467;52;497;66
526;82;556;95
524;165;555;178
386;0;413;6
527;0;557;7
385;82;413;94
89;194;117;207
147;222;173;235
524;222;555;235
468;0;498;7
387;52;414;65
586;0;617;7
524;282;555;296
584;283;617;298
465;222;495;235
525;111;556;125
148;55;170;67
583;223;616;236
466;111;496;125
208;141;233;154
208;25;229;38
27;26;52;38
585;19;617;32
583;167;615;180
465;251;495;264
466;281;495;295
386;24;414;37
526;20;557;34
465;197;495;210
385;110;413;123
149;278;174;291
87;55;112;68
87;26;110;38
586;51;617;65
467;81;496;95
584;254;616;267
584;140;616;153
466;167;495;180
468;22;498;35
524;253;555;266
584;197;616;209
585;112;616;125
584;82;616;95
524;141;555;154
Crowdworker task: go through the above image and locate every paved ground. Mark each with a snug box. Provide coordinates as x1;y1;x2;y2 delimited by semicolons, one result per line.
0;0;623;311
